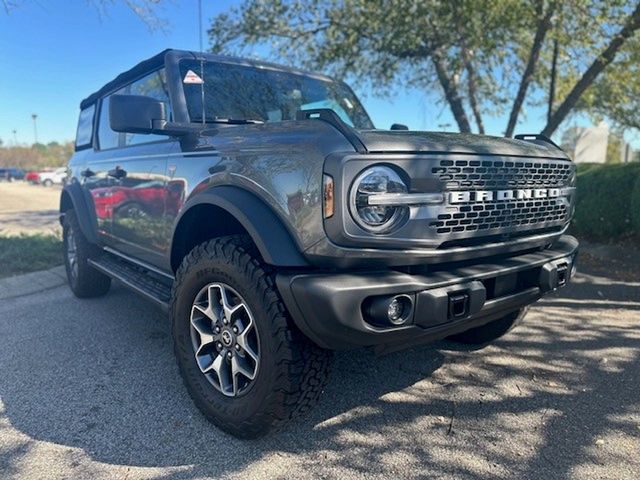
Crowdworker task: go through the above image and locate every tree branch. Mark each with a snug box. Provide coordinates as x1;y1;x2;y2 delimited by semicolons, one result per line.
460;45;484;134
505;1;555;137
432;50;472;133
542;1;640;136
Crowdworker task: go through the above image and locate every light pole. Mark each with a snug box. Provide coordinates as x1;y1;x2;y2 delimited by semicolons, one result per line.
12;129;17;145
31;114;38;144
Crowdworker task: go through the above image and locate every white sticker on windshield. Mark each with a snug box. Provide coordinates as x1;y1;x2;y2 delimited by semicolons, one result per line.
183;70;204;84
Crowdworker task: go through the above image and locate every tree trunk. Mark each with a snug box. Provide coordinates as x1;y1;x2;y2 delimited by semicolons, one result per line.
542;2;640;136
461;46;485;134
505;1;555;137
547;38;559;122
432;52;472;133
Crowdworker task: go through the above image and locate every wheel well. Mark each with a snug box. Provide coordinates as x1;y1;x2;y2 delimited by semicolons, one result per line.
60;191;73;215
170;204;256;272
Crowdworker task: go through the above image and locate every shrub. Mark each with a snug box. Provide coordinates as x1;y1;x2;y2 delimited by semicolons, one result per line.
572;162;640;242
632;173;640;233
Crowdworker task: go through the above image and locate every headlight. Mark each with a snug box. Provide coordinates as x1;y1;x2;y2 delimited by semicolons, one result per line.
349;166;409;233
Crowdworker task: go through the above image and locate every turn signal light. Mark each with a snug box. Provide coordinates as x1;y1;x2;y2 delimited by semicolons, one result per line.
323;174;334;218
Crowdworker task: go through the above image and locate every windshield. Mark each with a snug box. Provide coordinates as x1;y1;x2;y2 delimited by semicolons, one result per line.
179;60;374;129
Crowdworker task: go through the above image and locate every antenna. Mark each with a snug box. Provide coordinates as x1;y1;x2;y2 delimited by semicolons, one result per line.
198;0;205;125
198;0;203;52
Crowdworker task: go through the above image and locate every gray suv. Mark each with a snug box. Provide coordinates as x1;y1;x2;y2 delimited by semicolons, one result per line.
60;49;578;438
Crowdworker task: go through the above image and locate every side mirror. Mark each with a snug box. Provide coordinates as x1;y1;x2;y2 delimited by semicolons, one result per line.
390;123;409;131
109;95;191;136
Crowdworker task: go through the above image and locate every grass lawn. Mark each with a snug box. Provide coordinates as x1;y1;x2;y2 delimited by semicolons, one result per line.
0;234;63;278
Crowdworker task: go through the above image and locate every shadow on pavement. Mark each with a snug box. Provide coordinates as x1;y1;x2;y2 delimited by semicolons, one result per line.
0;263;638;479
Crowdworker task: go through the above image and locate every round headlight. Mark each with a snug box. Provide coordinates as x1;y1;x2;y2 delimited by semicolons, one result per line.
349;166;409;233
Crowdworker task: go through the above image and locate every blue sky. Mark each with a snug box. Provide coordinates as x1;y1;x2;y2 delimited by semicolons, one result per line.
1;1;636;147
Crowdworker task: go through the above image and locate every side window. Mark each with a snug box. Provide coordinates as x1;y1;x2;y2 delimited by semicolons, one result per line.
97;96;121;150
125;68;172;146
75;105;95;149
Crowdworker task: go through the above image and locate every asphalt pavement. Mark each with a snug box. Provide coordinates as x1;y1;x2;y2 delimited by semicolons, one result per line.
0;258;638;479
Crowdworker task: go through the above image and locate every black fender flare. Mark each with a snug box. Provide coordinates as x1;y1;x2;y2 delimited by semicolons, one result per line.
172;186;310;268
59;182;100;244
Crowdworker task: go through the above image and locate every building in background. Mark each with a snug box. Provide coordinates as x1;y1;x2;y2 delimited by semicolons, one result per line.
561;122;609;163
561;122;636;163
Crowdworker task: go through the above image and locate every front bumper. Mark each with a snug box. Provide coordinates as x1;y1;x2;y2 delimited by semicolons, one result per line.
277;235;578;351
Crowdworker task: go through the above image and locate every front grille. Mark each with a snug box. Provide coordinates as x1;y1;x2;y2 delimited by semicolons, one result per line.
430;197;569;234
432;158;574;190
428;158;575;237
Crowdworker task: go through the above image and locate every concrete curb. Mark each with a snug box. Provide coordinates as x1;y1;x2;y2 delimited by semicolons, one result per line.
0;265;67;300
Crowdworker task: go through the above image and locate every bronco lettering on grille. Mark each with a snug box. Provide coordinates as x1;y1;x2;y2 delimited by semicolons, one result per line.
449;188;563;204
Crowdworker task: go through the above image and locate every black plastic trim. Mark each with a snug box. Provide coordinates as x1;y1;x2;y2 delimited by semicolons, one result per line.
277;235;578;350
59;182;99;245
170;186;310;269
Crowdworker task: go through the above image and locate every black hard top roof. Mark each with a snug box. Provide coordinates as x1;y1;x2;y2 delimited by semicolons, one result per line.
79;48;335;110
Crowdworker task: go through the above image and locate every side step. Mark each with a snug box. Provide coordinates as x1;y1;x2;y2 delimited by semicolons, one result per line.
88;252;173;312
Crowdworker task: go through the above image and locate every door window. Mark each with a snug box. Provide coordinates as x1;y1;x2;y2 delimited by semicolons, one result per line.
125;69;172;146
97;96;121;150
75;105;95;149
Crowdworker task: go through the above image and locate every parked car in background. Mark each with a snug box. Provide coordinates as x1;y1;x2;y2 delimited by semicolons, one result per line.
24;170;41;184
39;167;67;187
0;167;25;182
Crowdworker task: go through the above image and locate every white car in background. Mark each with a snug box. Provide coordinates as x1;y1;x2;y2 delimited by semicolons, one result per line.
39;167;67;187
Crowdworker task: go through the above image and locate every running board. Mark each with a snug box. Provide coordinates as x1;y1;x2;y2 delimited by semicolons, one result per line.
88;253;172;312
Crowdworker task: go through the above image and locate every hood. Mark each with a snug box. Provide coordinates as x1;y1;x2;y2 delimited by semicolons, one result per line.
355;130;569;159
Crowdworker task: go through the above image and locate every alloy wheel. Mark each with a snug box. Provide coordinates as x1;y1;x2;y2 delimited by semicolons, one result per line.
189;282;260;397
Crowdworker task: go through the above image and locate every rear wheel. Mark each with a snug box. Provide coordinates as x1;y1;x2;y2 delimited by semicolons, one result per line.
43;179;53;187
63;210;111;298
447;308;528;345
171;235;332;438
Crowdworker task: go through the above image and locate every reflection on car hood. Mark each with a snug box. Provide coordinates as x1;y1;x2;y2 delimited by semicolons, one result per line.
355;130;569;159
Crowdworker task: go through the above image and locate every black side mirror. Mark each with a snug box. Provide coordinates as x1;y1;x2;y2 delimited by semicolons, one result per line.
390;123;409;131
109;95;191;136
109;95;167;134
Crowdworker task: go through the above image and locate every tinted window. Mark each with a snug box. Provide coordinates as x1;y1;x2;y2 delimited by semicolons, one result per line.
75;105;95;148
125;69;172;146
179;60;374;129
97;96;120;150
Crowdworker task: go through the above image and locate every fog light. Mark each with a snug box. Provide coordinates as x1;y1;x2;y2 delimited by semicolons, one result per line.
365;294;414;327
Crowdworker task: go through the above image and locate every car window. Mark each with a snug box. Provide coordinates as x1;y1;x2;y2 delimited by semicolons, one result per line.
178;60;374;129
124;69;172;146
75;105;95;148
97;96;121;150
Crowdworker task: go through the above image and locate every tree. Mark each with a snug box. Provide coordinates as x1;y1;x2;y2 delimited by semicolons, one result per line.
2;0;167;30
209;0;640;137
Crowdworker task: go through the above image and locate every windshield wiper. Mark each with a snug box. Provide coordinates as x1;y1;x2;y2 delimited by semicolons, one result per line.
206;118;265;125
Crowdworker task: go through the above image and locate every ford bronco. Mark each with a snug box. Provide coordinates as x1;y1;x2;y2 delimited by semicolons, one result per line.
61;49;578;438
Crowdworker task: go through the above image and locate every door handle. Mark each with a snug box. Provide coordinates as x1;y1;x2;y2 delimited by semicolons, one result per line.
108;167;127;179
80;168;95;178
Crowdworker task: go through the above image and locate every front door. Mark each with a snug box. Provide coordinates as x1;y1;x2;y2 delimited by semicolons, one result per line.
109;141;177;266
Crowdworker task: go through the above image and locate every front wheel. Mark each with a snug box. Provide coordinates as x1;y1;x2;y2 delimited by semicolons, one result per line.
170;235;332;438
447;308;529;346
43;179;53;187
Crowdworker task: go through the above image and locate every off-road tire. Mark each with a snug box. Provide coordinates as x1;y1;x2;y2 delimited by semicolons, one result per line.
62;209;111;298
170;235;332;438
447;307;528;345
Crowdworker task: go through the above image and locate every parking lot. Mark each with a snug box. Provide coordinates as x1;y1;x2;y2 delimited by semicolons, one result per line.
0;248;638;479
0;182;61;236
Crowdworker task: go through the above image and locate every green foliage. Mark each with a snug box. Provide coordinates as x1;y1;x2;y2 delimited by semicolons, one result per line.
0;142;73;170
572;162;640;242
0;234;62;278
632;172;640;233
209;1;640;136
605;134;623;164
